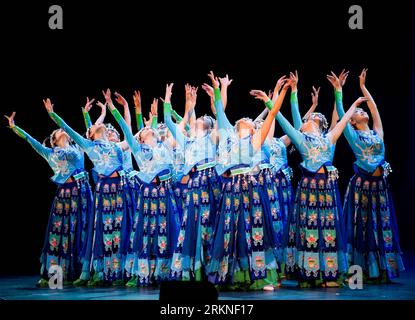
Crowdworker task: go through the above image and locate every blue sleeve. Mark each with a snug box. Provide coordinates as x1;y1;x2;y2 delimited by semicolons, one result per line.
334;90;358;144
110;108;144;167
163;102;186;149
12;125;51;160
49;112;91;150
214;87;233;139
290;91;303;130
264;99;304;151
275;112;304;151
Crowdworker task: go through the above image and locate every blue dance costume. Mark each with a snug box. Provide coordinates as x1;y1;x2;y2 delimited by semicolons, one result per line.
335;90;404;281
272;94;347;285
110;108;180;286
11;125;93;283
164;102;222;281
206;89;282;290
49;112;134;284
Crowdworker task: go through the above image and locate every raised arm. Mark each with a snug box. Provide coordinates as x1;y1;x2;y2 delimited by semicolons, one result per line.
209;71;233;132
327;97;368;144
43;98;90;150
303;86;320;121
328;102;339;132
219;74;233;110
359;68;383;139
105;92;143;167
114;92;132;131
163;83;186;148
133;90;145;131
5;112;51;159
251;80;291;150
288;71;303;130
327;70;358;143
81;97;95;129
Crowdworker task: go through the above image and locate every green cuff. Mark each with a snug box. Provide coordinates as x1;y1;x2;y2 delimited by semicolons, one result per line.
49;112;63;126
12;126;26;139
111;108;123;121
265;100;273;110
214;88;221;102
151;115;158;128
136;113;144;130
290;91;298;104
82;109;92;129
172;109;183;123
335;90;343;100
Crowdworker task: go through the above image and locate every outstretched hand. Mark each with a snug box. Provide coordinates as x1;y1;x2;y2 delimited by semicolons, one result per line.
207;71;220;89
289;70;299;91
219;74;233;87
43;98;54;113
311;86;320;105
84;97;95;112
150;98;158;116
274;75;287;95
249;90;269;102
359;68;368;87
353;96;369;107
96;101;106;110
133;90;142;113
339;69;349;87
4;112;16;128
114;92;128;107
164;83;174;104
201;83;214;98
326;72;342;91
102;88;112;104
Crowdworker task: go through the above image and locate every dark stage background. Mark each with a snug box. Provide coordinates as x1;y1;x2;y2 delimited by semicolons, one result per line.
0;1;413;275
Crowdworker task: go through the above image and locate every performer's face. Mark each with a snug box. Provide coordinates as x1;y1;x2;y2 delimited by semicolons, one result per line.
107;129;120;142
89;124;106;140
53;129;70;147
236;118;255;137
351;108;369;125
140;128;157;146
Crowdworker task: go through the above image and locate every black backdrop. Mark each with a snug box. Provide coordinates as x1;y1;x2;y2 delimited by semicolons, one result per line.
0;0;413;275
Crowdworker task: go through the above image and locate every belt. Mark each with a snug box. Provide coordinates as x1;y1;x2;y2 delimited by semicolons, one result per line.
230;166;251;176
258;163;273;170
127;170;139;180
196;161;216;171
159;172;173;182
73;171;89;181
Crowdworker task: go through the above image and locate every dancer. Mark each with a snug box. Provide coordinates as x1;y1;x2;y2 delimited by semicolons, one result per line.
207;71;290;291
5;112;93;287
107;92;180;287
329;69;404;282
163;83;222;281
270;78;368;287
43;97;133;286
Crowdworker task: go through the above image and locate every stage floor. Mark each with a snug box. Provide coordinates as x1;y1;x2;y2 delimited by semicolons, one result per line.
1;253;414;300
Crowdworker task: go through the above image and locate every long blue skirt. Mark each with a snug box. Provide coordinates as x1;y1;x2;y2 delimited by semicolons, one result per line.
207;171;282;288
272;169;294;228
343;166;404;280
170;167;222;281
173;179;189;224
124;174;141;278
129;178;180;286
283;169;347;282
40;177;93;282
91;175;133;283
